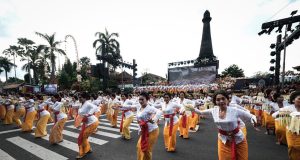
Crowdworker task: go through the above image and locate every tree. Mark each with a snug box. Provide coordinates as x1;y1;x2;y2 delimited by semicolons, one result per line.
93;29;122;70
80;57;91;80
3;45;21;79
6;77;24;83
17;38;35;84
0;56;16;82
80;57;90;66
35;32;66;82
252;71;270;79
58;59;77;90
20;45;45;85
221;64;245;78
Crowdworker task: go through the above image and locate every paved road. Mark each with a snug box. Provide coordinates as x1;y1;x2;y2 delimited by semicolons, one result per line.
0;115;289;160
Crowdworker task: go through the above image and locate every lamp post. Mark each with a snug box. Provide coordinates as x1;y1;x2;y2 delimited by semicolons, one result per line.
281;26;287;86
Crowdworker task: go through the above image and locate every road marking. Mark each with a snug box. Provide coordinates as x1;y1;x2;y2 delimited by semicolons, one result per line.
66;126;121;138
30;133;78;152
100;119;139;126
0;120;74;135
7;136;68;160
0;149;15;160
97;122;139;130
63;130;108;145
98;125;132;132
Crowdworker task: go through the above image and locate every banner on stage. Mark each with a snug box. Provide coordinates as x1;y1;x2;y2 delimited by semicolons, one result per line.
43;84;58;94
168;66;216;85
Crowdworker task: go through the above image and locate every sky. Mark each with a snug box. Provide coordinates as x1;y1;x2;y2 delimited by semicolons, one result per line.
0;0;300;82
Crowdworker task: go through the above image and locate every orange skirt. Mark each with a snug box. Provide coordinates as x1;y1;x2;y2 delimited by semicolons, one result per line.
49;118;67;144
286;131;300;160
21;111;37;132
218;138;248;160
275;120;287;144
74;115;83;128
263;111;275;129
0;105;6;120
35;114;50;137
101;104;107;115
3;109;14;125
13;108;25;127
137;128;159;160
79;121;99;156
178;116;189;138
163;122;179;152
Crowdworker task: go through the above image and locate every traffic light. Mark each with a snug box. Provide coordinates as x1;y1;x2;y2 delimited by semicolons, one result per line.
132;59;137;86
269;34;282;85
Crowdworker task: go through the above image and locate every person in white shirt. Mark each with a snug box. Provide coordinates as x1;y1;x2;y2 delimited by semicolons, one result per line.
177;92;190;139
3;99;14;125
21;98;37;132
118;92;162;160
110;93;122;128
161;93;183;152
12;96;26;128
49;94;67;144
118;93;135;140
191;90;257;160
35;102;50;138
76;92;99;159
273;91;300;160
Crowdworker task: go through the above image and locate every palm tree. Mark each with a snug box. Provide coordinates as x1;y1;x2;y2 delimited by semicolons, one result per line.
0;56;16;82
35;32;66;82
2;45;21;79
93;29;122;70
17;38;35;84
20;45;45;84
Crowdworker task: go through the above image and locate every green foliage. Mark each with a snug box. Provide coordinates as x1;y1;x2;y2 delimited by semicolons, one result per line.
58;59;77;90
35;32;66;82
221;64;245;78
0;56;16;81
89;77;102;92
252;71;272;79
79;57;91;81
24;73;32;84
6;77;24;83
80;80;91;91
93;29;122;70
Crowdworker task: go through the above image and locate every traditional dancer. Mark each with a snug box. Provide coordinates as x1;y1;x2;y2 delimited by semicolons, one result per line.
13;97;26;128
162;93;182;152
35;102;50;138
3;99;14;125
49;94;67;144
76;92;99;159
191;90;257;160
177;92;190;139
118;93;135;140
21;99;37;132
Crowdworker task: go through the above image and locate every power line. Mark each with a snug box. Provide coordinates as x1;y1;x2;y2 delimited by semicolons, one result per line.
265;1;293;22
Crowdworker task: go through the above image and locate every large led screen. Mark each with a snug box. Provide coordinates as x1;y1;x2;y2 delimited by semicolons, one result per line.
168;66;217;85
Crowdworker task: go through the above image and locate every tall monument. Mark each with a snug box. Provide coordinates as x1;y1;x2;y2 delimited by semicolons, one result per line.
195;10;219;70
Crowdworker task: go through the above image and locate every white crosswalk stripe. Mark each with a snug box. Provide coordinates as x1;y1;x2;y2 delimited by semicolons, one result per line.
99;121;139;130
66;126;121;138
100;119;139;126
30;133;79;152
98;125;132;132
63;130;108;145
0;115;144;159
7;136;68;160
0;149;15;160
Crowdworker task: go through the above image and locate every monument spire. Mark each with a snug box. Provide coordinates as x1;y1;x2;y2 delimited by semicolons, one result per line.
198;10;215;60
